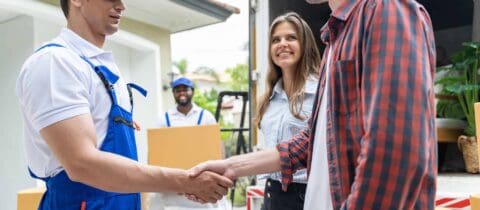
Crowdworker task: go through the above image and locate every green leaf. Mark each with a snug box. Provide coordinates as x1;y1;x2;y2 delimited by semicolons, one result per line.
465;124;476;136
463;84;480;91
444;84;464;94
462;42;480;49
436;41;480;136
435;76;463;85
173;59;188;75
436;64;453;73
225;63;249;91
193;88;219;116
436;99;466;119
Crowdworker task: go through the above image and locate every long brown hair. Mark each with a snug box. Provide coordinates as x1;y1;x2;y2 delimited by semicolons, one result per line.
256;12;321;128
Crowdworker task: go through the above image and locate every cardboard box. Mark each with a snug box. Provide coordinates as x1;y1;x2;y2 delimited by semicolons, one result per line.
474;103;480;169
17;187;45;210
18;188;151;210
147;124;222;169
471;194;480;210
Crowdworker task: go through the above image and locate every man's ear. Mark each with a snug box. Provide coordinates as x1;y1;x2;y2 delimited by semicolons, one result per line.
70;0;82;8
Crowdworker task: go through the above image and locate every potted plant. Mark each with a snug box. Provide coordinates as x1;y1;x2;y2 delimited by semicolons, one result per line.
435;42;480;173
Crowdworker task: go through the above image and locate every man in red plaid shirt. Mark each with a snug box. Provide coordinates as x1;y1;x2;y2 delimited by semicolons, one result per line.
190;0;437;209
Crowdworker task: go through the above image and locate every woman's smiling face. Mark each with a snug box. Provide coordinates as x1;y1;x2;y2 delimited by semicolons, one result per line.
270;22;302;72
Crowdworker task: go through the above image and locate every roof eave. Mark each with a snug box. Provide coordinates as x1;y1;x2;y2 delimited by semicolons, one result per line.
171;0;240;21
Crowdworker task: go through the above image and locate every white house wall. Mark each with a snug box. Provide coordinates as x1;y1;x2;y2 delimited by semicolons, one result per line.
254;0;269;148
0;15;37;210
34;17;61;46
121;18;173;116
128;50;160;162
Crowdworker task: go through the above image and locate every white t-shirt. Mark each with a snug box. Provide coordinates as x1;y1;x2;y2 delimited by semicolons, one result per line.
304;47;333;210
16;28;131;178
157;103;217;127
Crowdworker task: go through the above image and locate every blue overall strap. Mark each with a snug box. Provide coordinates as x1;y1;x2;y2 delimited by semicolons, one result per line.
126;83;147;113
35;43;120;104
28;168;49;182
79;57;120;105
127;83;147;97
35;44;119;86
35;43;65;52
197;109;205;125
79;57;119;85
36;43;117;86
165;112;171;127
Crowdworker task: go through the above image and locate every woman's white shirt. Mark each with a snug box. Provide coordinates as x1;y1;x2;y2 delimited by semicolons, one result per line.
259;75;318;183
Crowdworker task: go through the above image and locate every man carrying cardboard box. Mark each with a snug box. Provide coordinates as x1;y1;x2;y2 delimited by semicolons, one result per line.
151;77;227;209
158;77;217;128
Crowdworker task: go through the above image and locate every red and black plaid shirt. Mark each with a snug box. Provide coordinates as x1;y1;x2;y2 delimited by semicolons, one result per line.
277;0;437;209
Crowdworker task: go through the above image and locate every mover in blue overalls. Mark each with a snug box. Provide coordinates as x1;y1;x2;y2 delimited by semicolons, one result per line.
16;0;232;209
160;77;217;128
29;43;146;209
153;77;224;209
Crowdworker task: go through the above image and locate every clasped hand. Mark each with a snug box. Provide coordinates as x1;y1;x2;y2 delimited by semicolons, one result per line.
183;160;236;204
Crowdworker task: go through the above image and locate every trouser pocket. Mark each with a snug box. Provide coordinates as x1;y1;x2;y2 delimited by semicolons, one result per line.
262;179;306;210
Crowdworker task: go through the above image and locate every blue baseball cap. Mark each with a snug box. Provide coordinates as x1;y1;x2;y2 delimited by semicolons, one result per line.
171;77;194;89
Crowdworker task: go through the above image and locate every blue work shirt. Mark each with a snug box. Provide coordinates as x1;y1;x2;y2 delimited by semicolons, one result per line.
259;75;318;183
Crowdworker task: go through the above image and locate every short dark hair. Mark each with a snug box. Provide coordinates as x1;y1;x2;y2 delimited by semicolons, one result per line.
60;0;69;18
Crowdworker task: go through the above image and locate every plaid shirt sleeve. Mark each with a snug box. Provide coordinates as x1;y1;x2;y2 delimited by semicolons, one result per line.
277;118;312;191
276;124;311;191
341;1;436;209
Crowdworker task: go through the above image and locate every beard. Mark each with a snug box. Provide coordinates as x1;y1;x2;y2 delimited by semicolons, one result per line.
176;96;192;106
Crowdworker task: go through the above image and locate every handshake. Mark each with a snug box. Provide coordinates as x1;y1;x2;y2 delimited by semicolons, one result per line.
181;159;235;204
177;149;280;204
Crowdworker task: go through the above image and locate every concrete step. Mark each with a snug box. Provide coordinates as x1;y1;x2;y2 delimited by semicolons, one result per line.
438;172;480;196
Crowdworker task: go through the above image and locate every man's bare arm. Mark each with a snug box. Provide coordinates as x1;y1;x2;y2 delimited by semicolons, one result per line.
189;148;282;180
40;113;232;202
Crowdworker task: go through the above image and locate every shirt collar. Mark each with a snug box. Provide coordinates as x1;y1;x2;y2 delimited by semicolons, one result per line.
59;28;108;58
320;0;361;44
172;103;202;116
331;0;361;21
270;79;284;100
305;76;319;95
269;75;318;100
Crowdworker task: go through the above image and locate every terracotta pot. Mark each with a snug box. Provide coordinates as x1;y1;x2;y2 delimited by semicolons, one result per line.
458;135;480;173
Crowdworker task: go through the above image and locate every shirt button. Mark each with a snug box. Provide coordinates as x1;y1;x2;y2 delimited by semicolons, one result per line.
267;193;271;198
267;181;271;187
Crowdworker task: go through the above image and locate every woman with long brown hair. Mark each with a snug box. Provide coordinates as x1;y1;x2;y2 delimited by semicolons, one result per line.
256;12;321;210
